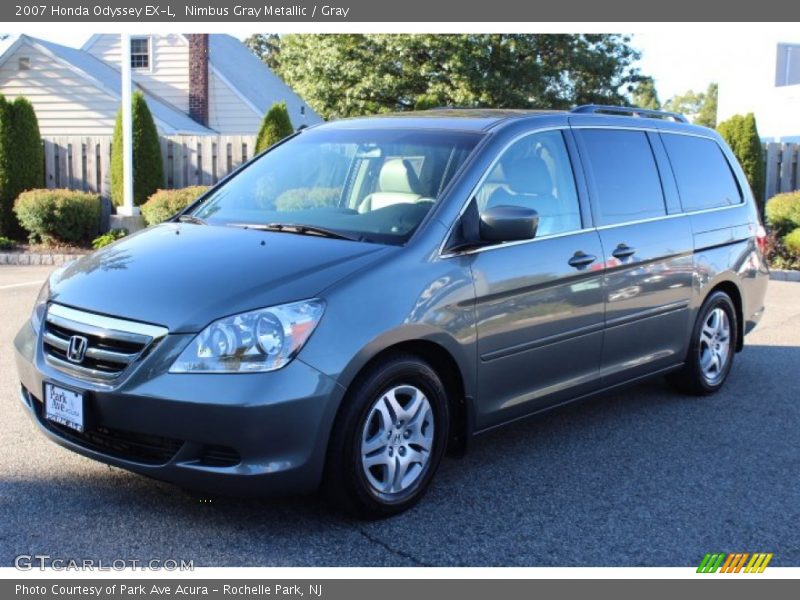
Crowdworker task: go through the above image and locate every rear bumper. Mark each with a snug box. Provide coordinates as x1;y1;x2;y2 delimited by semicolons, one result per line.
15;322;344;496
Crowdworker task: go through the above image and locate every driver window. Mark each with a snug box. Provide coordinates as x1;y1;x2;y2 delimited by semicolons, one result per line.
475;130;581;237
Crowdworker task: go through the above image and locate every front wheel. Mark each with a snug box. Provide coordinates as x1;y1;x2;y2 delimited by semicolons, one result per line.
667;291;738;395
323;353;449;519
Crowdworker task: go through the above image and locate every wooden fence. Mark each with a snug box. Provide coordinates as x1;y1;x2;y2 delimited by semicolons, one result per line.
43;135;258;198
764;142;800;199
42;135;800;201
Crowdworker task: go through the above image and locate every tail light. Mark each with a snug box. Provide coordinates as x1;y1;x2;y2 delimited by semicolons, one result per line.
756;224;768;256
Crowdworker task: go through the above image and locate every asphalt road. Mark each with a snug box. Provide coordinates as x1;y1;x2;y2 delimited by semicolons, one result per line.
1;265;798;567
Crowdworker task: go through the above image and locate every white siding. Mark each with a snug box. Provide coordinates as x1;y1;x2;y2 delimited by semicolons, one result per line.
208;69;261;134
86;33;189;112
0;42;117;135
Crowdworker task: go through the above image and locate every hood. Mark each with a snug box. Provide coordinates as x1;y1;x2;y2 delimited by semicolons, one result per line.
49;223;393;332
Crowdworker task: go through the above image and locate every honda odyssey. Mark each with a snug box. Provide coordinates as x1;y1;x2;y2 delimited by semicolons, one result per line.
15;106;769;518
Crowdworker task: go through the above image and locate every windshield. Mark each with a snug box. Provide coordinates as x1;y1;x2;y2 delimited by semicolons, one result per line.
191;128;483;244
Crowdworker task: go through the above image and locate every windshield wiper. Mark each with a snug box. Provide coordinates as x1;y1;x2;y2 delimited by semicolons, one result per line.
243;222;363;242
177;214;207;225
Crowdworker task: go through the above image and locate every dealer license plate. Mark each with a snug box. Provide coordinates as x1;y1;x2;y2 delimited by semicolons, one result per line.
44;383;84;432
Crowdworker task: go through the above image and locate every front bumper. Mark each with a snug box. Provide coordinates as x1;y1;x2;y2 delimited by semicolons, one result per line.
14;321;344;496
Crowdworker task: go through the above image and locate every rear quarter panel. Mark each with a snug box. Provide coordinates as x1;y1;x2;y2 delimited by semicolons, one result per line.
689;204;768;338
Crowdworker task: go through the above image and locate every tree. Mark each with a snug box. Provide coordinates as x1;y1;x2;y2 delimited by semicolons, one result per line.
245;34;281;70
264;34;643;120
0;95;11;236
255;102;294;153
694;82;717;128
663;82;717;127
0;95;43;237
631;77;661;110
111;90;164;207
717;113;765;207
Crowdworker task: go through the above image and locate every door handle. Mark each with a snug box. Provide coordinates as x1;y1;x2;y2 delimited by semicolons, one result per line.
612;244;637;259
568;251;597;269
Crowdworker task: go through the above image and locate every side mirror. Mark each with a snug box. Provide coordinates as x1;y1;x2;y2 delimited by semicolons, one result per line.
479;205;539;243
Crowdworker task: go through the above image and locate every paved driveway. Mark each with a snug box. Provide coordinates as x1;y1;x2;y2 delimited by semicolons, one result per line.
1;266;798;566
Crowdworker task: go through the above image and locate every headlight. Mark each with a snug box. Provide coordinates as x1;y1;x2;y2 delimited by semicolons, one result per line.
170;299;325;373
30;279;50;334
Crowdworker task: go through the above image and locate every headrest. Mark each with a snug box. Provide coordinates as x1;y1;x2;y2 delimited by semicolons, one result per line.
379;158;421;194
502;156;553;196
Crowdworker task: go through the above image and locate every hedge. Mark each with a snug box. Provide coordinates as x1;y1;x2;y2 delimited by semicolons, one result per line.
784;228;800;258
111;91;164;207
765;191;800;238
255;102;294;153
14;189;101;245
141;186;209;225
0;95;43;238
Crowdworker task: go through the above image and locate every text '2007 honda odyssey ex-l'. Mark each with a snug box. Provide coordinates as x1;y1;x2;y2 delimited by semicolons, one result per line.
15;106;769;518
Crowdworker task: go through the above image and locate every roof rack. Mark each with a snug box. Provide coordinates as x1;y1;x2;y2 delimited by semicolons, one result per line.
570;104;688;123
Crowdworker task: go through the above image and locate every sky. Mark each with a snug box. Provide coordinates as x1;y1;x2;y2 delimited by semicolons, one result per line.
3;28;800;103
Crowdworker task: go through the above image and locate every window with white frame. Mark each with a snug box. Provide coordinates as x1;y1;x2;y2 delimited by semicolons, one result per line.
130;38;150;70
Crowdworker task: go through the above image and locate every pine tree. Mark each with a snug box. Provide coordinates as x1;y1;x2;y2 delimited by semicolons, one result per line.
111;90;164;206
0;95;43;237
717;113;765;207
255;102;294;154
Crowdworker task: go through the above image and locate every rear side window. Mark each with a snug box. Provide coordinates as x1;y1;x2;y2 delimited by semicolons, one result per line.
578;129;666;226
661;133;743;211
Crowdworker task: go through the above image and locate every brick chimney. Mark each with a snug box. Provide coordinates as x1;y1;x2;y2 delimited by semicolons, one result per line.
187;34;209;126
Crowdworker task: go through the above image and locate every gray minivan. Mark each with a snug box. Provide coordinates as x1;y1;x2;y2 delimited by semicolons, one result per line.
15;106;769;518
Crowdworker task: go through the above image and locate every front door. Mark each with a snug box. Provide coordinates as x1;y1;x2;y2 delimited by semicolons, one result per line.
467;129;606;430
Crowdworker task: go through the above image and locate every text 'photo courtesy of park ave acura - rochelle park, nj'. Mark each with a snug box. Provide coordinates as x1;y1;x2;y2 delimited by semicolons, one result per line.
0;16;799;590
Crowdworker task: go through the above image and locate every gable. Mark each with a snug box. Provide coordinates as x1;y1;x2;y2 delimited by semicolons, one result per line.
0;40;118;135
84;33;190;112
207;35;322;129
208;69;262;134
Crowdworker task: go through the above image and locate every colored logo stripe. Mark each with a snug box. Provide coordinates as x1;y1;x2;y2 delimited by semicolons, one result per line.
697;552;773;573
744;553;773;573
697;553;726;573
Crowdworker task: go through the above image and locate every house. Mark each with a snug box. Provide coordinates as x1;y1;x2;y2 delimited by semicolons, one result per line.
0;33;322;136
717;42;800;142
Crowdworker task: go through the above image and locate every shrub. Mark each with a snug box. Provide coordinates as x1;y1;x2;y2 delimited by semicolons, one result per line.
255;102;294;153
14;189;101;245
0;95;44;238
92;228;127;249
141;186;208;225
275;187;341;211
717;113;765;208
0;235;15;250
784;228;800;259
111;90;164;207
765;191;800;237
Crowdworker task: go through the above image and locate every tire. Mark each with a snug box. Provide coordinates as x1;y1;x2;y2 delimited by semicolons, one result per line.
323;353;449;519
667;291;738;396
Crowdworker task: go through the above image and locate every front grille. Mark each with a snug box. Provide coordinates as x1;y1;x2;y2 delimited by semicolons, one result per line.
42;304;168;383
32;394;183;465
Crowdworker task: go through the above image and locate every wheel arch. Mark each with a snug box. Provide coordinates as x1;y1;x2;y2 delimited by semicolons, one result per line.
704;279;744;352
335;335;474;456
